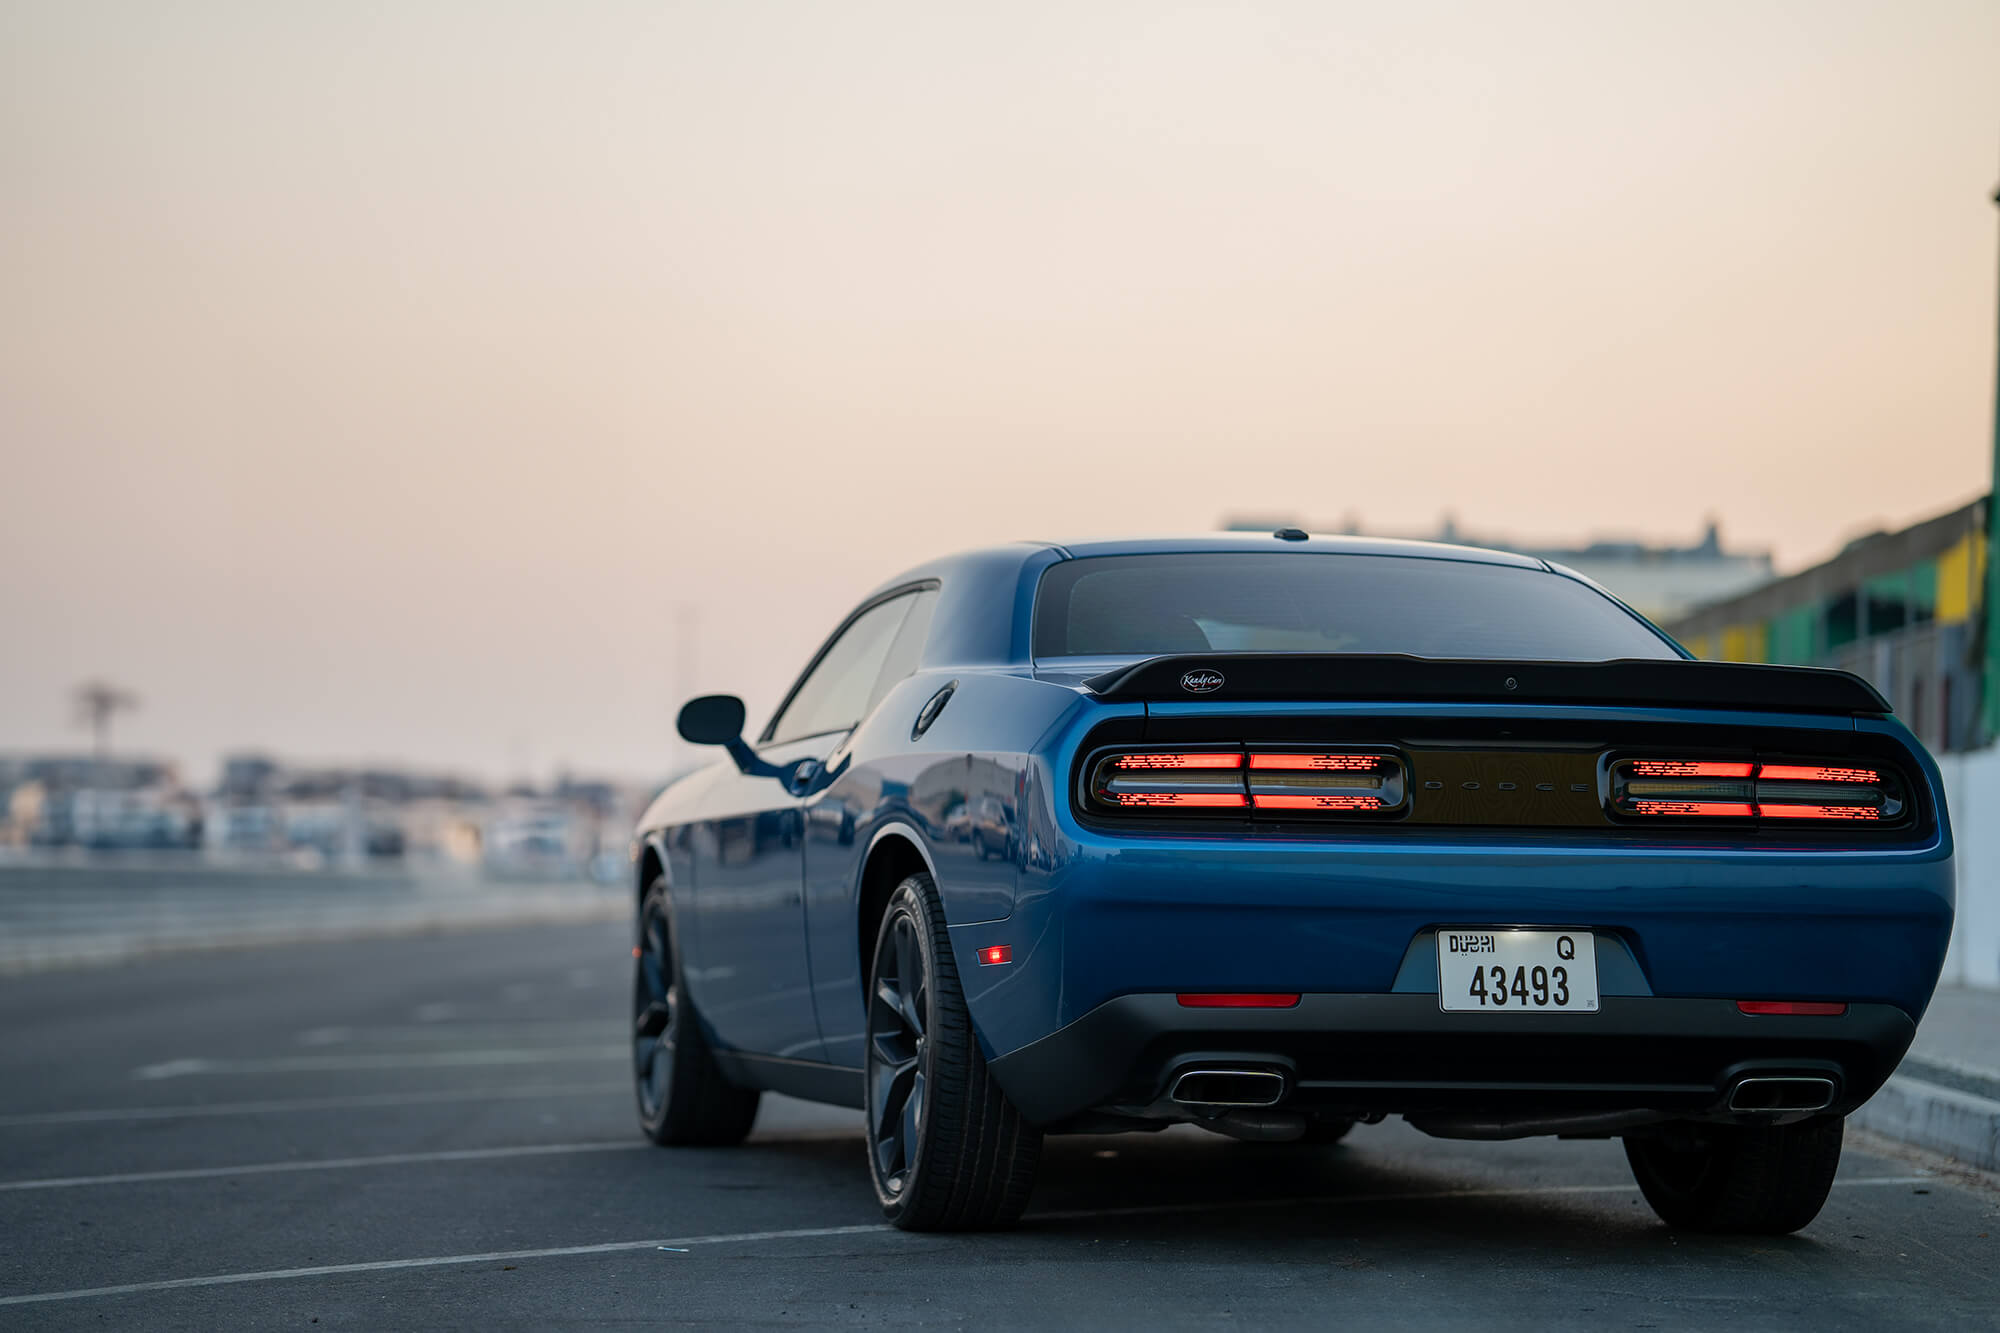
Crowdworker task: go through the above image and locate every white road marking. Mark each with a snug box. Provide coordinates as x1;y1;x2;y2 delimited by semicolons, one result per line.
0;1225;893;1308
0;1082;629;1127
290;1020;614;1047
132;1046;625;1079
0;1175;1939;1307
0;1129;857;1189
0;1141;648;1192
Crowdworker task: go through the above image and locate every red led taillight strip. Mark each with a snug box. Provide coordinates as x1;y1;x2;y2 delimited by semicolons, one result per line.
1106;792;1249;808
1252;794;1386;810
1626;761;1756;778
1247;754;1384;771
1757;804;1880;820
1109;753;1244;770
1755;764;1880;784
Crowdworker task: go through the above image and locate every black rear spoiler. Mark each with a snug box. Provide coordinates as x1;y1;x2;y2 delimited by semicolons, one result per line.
1082;655;1891;715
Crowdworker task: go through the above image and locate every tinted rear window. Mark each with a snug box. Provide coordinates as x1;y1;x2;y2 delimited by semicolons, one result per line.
1032;553;1677;661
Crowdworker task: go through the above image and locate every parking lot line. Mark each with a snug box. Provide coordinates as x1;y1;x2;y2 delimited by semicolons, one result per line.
132;1047;626;1079
0;1082;629;1127
0;1175;1938;1308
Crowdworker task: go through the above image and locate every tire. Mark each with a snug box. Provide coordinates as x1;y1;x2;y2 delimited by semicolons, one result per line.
864;872;1042;1230
633;879;760;1146
1623;1115;1844;1234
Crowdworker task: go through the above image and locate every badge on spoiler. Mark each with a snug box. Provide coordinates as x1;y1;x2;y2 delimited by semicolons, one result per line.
1180;670;1225;694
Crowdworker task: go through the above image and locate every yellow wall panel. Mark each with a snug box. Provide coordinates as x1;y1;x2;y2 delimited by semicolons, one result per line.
1938;535;1974;624
1719;623;1767;662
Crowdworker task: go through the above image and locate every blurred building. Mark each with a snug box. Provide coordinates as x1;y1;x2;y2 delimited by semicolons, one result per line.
1663;498;1987;754
1220;514;1773;622
207;752;645;878
0;754;203;849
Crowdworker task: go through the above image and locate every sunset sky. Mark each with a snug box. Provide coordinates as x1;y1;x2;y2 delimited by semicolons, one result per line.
3;0;1997;782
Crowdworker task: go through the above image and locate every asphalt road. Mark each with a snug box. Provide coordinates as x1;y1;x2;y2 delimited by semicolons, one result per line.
2;922;1995;1331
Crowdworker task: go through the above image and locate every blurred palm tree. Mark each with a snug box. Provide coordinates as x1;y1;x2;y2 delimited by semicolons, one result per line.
72;681;140;762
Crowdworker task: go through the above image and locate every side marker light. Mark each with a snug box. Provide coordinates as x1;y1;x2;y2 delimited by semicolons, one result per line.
978;945;1012;966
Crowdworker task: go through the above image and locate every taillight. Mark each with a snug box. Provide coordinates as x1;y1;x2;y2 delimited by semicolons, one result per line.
1245;752;1405;813
1088;749;1406;816
1608;758;1905;823
1092;751;1247;810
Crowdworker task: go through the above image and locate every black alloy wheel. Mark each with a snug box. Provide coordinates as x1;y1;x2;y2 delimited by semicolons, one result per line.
863;872;1041;1230
633;880;759;1146
1623;1114;1844;1234
867;908;930;1197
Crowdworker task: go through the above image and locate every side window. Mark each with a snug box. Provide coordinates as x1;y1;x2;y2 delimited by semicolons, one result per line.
766;595;916;745
865;589;939;715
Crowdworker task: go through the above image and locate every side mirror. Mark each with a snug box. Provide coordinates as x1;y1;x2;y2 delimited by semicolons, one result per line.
676;694;795;784
677;694;747;746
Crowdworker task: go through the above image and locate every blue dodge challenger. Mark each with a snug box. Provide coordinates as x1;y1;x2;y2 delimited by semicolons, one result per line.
629;533;1954;1234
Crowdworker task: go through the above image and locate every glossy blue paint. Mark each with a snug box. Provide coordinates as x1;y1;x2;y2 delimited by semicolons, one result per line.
801;667;1087;1065
636;536;1955;1096
682;733;826;1061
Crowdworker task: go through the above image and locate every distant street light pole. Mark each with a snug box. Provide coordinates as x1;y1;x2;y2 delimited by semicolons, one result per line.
672;602;698;774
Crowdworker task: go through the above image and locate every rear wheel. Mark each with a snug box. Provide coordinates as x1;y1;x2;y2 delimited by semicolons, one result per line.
633;880;760;1146
1623;1116;1843;1234
864;872;1041;1230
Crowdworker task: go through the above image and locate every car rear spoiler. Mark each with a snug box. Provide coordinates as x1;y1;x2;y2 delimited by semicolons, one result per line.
1082;655;1891;715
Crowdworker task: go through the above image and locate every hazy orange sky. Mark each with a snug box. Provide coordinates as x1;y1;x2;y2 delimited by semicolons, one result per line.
4;0;1997;781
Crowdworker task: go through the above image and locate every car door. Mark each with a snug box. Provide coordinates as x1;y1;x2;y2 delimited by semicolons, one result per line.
686;591;920;1062
799;588;939;1065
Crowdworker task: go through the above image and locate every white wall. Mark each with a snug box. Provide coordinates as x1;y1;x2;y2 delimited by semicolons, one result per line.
1938;747;2000;989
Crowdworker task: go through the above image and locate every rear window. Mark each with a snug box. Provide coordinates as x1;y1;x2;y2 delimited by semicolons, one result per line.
1032;553;1677;661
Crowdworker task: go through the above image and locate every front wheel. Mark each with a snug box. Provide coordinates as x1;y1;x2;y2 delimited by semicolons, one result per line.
1623;1116;1843;1234
633;880;760;1146
865;872;1041;1230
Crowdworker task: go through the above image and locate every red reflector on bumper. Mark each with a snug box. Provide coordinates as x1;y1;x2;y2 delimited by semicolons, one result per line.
1736;1000;1847;1016
1175;993;1301;1008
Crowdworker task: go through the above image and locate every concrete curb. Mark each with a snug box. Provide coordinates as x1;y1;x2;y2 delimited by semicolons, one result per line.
1850;1073;2000;1173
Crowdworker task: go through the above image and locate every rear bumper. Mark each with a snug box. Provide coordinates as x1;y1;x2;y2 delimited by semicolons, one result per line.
984;992;1916;1128
956;830;1954;1059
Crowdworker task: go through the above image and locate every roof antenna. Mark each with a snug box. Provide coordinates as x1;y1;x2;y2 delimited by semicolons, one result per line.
1273;528;1309;542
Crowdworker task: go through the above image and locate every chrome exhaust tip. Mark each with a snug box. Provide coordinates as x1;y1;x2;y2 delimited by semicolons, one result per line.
1726;1076;1837;1113
1169;1068;1288;1108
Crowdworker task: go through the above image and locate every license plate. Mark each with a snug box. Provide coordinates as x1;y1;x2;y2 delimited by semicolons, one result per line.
1437;929;1599;1013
